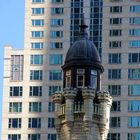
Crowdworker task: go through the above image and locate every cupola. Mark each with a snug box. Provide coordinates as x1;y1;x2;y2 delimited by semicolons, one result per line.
62;14;104;91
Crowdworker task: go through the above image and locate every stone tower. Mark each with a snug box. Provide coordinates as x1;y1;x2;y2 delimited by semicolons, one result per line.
52;15;112;140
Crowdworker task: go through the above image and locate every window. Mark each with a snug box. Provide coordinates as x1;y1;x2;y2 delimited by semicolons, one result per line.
29;102;42;112
28;118;41;128
111;101;120;111
110;18;122;25
110;6;122;13
49;54;63;65
48;134;57;140
130;5;140;13
128;85;140;96
9;102;22;113
51;19;63;26
8;134;21;140
90;70;97;89
29;86;42;97
32;31;44;38
128;69;140;79
108;69;121;79
129;53;140;63
48;102;55;112
10;86;23;97
129;40;140;48
30;55;43;65
110;29;122;36
107;133;120;140
30;70;43;80
49;86;61;96
128;117;140;127
109;41;121;48
9;118;21;129
32;0;44;3
32;8;44;15
49;70;62;81
28;134;40;140
32;19;44;26
110;117;120;127
129;29;140;36
128;133;140;140
52;0;63;3
77;69;85;88
108;85;121;96
50;42;63;49
66;70;71;88
130;17;140;24
109;53;121;64
31;42;44;49
48;118;55;128
11;55;23;81
128;101;140;111
50;31;63;38
51;8;63;14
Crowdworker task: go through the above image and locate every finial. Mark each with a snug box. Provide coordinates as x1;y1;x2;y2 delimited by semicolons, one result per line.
79;13;88;36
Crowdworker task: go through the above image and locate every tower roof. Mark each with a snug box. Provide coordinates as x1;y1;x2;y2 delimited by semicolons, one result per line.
62;14;104;72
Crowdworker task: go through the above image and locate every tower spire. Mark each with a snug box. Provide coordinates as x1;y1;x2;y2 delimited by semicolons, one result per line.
79;13;88;36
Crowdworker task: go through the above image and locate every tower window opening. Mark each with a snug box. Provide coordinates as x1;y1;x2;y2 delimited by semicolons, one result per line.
77;69;85;88
91;70;97;89
66;70;71;88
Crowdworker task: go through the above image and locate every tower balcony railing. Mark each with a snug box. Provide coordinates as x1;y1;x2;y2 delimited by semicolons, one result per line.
73;102;84;113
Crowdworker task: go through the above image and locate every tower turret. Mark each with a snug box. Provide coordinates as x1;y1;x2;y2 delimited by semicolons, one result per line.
52;14;112;140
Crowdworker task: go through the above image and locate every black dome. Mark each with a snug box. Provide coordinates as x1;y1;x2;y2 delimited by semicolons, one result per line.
63;33;104;72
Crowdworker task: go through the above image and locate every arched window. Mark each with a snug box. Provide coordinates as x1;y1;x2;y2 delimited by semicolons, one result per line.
66;70;71;88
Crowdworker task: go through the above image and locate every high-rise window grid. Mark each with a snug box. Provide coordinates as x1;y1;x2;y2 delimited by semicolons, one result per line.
51;8;64;15
51;19;63;26
49;70;62;81
48;102;55;112
49;54;63;65
111;101;120;111
129;53;140;63
128;133;140;140
108;69;121;79
49;86;61;96
28;134;40;140
32;8;44;15
30;70;43;80
109;41;122;48
129;17;140;25
9;102;22;113
31;42;44;49
50;42;63;49
52;0;64;3
29;86;42;97
110;18;122;25
32;19;44;27
128;101;140;111
29;102;42;112
8;134;21;140
129;40;140;48
130;5;140;13
107;133;120;140
128;117;140;127
30;55;43;65
110;117;120;128
110;6;122;13
48;134;57;140
108;53;121;64
108;85;121;96
48;117;55;128
28;118;41;128
128;85;140;96
10;86;23;97
109;29;122;37
8;118;21;129
129;29;140;36
32;0;44;3
128;69;140;79
31;31;44;38
50;31;63;38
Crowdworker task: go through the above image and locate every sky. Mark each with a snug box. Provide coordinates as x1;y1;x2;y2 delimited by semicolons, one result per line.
0;0;24;135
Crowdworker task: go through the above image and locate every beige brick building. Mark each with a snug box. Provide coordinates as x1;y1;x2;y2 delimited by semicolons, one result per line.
2;0;140;140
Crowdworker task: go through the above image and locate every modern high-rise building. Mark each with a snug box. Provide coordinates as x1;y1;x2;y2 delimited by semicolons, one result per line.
2;0;140;140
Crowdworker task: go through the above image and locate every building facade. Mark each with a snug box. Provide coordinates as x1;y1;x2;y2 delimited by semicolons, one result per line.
2;0;140;140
